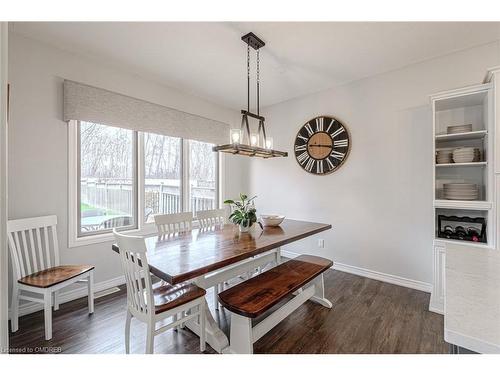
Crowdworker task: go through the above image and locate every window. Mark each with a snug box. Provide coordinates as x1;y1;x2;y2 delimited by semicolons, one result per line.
144;133;181;222
189;140;218;212
78;122;137;236
70;121;220;245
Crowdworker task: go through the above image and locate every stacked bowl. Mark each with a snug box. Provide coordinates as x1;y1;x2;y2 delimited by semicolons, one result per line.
436;148;453;164
443;183;479;200
447;124;472;134
452;147;480;163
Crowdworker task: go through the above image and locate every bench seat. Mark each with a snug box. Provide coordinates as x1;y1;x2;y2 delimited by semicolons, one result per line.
218;255;332;318
218;254;333;354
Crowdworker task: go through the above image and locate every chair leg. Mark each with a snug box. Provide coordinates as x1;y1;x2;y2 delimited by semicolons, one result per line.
199;303;206;352
213;285;218;311
44;290;52;340
173;313;178;331
125;310;132;354
145;322;154;354
88;270;94;314
10;286;19;333
180;311;186;328
53;290;60;311
219;283;224;311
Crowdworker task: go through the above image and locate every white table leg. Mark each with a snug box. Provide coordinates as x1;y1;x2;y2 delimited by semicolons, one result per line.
183;298;229;353
182;275;229;352
275;247;282;265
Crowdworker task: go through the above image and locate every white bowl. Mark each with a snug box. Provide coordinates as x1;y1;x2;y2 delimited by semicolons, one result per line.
260;215;285;227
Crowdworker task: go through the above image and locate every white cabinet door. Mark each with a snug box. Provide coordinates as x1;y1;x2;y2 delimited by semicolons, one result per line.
430;243;446;314
436;246;446;302
497;175;500;250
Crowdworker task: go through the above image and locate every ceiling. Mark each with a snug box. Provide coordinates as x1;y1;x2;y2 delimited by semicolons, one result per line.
10;22;500;110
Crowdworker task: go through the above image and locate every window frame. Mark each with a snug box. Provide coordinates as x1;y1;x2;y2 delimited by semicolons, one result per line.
68;121;222;248
77;121;139;238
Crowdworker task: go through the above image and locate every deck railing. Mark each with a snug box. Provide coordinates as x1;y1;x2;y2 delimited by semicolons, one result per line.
81;179;215;220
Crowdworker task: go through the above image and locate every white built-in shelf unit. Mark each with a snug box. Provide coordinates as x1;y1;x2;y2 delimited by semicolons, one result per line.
432;82;494;247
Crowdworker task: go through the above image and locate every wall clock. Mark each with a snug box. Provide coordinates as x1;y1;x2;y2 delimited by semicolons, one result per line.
294;116;351;175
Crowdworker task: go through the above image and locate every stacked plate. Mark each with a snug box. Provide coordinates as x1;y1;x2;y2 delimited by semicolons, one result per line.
436;148;454;164
443;183;479;200
452;147;480;163
447;124;472;134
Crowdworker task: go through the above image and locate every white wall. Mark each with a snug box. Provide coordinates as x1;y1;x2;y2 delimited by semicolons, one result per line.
7;33;248;301
0;22;9;351
249;41;500;287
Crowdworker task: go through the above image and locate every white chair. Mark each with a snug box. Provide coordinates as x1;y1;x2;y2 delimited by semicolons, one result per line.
113;229;206;354
153;211;193;295
196;208;226;229
153;212;193;236
7;215;94;340
196;209;227;311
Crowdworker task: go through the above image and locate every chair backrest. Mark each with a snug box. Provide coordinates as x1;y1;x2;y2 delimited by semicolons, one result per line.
7;215;60;280
197;208;226;229
113;229;154;318
153;212;193;235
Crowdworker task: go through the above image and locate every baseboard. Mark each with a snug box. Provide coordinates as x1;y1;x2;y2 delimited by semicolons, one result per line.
281;250;432;293
429;297;444;315
9;275;125;318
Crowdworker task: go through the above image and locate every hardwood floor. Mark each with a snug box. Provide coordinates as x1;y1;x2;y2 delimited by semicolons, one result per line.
8;269;449;354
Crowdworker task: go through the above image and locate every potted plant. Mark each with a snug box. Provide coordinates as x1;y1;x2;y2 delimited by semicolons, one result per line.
224;193;257;232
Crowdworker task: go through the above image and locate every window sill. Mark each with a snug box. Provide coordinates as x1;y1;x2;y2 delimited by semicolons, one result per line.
68;223;157;248
68;219;210;248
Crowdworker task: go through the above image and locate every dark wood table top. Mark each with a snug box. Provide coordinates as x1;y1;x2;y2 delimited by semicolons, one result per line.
112;219;332;284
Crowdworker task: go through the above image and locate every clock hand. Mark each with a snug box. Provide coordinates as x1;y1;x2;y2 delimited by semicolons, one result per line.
308;144;332;148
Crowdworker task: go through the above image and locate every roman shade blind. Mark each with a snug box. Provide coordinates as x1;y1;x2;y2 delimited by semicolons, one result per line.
63;80;229;144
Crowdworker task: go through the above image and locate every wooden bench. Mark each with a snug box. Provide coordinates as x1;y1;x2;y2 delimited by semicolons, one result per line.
218;254;333;354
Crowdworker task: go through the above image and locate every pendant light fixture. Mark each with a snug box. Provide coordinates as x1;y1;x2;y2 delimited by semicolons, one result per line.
213;32;288;158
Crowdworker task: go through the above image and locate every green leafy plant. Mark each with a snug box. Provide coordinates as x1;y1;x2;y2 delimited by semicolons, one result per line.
224;193;257;228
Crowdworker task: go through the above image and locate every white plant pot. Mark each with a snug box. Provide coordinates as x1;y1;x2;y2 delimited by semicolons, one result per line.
239;223;252;232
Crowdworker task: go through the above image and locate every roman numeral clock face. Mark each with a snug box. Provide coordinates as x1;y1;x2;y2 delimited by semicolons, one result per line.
294;116;351;175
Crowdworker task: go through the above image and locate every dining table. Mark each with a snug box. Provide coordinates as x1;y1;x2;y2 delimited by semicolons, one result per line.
112;218;332;353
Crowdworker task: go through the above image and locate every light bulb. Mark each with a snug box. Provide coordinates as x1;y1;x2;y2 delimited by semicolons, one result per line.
264;137;273;149
250;133;259;147
230;129;242;144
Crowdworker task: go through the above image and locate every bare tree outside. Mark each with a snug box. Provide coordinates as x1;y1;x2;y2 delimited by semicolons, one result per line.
79;122;135;233
189;140;216;212
78;122;218;232
144;133;181;220
80;122;133;179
